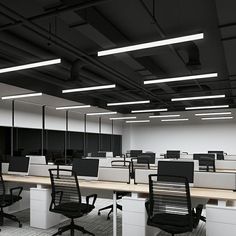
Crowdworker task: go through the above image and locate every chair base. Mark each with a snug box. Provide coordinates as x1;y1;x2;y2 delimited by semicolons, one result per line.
0;211;22;228
98;203;122;220
53;219;94;236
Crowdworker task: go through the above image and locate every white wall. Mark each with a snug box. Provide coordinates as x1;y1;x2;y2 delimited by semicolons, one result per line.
123;121;236;156
0;100;123;135
14;101;42;129
68;112;84;132
0;101;12;127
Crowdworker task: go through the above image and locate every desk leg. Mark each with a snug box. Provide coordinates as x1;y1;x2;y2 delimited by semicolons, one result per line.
113;191;117;236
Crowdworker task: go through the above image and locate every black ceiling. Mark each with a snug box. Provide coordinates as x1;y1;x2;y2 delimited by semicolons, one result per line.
0;0;235;113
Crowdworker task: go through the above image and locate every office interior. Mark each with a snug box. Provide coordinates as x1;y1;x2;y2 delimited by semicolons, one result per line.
0;0;235;236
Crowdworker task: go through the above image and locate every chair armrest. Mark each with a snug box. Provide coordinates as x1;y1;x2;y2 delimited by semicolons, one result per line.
10;186;23;203
86;194;97;207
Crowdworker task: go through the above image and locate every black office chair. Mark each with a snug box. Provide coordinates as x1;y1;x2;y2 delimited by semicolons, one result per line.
49;169;97;236
98;161;130;220
146;174;194;236
0;174;23;228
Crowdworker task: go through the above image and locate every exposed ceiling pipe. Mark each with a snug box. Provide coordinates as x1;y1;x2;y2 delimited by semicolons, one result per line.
139;0;203;91
0;0;113;31
0;2;168;106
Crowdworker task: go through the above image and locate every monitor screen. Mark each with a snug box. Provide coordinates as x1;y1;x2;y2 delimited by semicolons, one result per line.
158;161;194;183
97;152;106;157
130;150;142;157
72;158;99;178
193;153;216;160
8;156;30;174
137;154;155;164
166;150;180;159
208;151;224;160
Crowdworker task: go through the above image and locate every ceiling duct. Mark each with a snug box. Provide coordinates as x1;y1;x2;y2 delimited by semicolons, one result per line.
177;42;201;71
70;59;86;81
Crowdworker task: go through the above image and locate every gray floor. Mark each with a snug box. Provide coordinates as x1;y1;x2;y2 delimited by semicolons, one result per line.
0;198;206;236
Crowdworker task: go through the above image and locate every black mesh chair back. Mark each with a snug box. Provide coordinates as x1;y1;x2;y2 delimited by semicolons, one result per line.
146;174;193;235
49;169;81;213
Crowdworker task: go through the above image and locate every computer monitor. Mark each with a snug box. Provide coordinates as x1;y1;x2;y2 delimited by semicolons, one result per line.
158;161;194;184
8;156;30;176
193;153;216;160
72;158;99;180
193;154;216;172
166;150;180;159
97;152;106;157
137;154;155;164
130;150;143;157
208;151;224;160
27;155;46;165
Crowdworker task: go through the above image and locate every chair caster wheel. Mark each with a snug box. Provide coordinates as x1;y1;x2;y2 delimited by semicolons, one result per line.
19;223;22;228
107;217;110;220
98;212;101;215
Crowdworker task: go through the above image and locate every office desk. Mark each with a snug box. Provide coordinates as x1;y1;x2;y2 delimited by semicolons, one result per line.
3;174;236;236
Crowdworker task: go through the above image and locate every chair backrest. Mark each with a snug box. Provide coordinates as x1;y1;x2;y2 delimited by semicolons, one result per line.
148;174;192;228
48;169;81;211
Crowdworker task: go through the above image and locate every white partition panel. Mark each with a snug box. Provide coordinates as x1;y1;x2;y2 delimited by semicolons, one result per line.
45;107;66;131
68;112;84;132
86;116;99;133
101;118;112;134
0;101;12;127
14;101;42;129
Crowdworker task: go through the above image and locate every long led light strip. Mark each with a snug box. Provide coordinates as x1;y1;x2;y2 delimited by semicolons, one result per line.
126;120;150;123
56;105;91;110
110;117;136;120
98;33;204;56
2;92;42;100
149;114;180;118
202;117;233;120
62;84;116;94
0;59;61;74
195;112;232;116
144;73;218;85
172;94;225;101
87;112;117;116
131;108;167;113
185;105;229;110
107;100;150;106
161;118;189;122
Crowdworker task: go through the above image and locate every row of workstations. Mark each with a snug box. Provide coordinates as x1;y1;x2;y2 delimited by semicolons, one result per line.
2;155;236;235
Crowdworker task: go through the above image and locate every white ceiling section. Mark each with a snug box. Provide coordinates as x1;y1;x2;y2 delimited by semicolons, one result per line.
0;82;118;115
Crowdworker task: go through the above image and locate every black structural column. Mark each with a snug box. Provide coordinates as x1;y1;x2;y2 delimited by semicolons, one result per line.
99;117;102;151
111;120;114;152
10;100;15;156
65;110;68;164
84;114;87;156
41;105;46;156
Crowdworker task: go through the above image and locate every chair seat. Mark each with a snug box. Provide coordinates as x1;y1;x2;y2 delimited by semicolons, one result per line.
53;202;95;218
0;195;22;207
148;213;192;234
